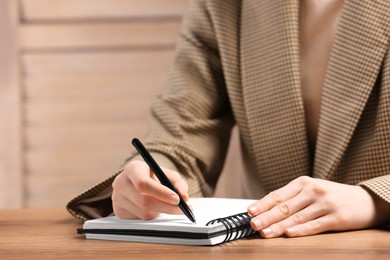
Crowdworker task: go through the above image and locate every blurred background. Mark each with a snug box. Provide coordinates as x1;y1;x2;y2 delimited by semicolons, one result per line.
0;0;244;209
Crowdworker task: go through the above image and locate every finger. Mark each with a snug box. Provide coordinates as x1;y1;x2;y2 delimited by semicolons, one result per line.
128;163;180;205
259;203;329;238
114;189;184;220
116;173;184;216
248;177;305;216
285;215;337;237
131;191;185;217
161;167;189;201
250;191;312;230
112;170;138;200
114;207;140;219
112;194;148;219
112;188;146;219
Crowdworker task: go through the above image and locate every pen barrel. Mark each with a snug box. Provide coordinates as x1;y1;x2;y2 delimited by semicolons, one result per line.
132;138;196;223
132;138;177;191
178;198;196;223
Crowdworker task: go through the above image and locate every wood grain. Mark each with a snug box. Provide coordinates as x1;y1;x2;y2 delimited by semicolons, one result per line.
0;208;389;259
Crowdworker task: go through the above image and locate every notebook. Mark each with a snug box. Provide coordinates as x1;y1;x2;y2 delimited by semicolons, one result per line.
78;198;258;245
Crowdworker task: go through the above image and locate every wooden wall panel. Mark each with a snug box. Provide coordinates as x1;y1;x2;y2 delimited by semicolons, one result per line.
0;0;244;209
22;51;173;81
21;0;187;21
19;1;184;207
20;21;181;50
0;0;24;208
22;50;173;207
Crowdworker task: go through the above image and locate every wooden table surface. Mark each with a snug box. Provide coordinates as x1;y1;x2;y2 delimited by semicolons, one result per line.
0;208;389;259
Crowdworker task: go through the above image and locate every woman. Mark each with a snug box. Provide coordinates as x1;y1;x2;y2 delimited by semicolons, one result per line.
68;0;390;238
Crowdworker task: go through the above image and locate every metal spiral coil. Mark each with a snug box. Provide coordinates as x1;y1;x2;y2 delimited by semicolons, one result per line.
206;212;257;242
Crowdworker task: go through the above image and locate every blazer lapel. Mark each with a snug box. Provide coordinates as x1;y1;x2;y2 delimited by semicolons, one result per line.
240;0;310;192
314;0;390;178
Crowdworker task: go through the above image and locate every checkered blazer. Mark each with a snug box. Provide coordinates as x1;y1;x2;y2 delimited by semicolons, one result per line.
68;0;390;220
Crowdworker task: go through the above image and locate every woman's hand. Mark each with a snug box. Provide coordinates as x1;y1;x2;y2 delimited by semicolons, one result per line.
112;160;189;220
248;176;389;238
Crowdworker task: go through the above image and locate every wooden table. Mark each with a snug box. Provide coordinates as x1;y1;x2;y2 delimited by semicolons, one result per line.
0;209;389;259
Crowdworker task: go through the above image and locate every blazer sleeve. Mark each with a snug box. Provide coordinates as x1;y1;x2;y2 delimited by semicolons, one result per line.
67;0;234;220
139;0;234;198
359;175;390;203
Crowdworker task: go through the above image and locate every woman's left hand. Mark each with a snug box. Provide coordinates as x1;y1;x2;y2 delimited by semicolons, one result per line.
248;176;389;238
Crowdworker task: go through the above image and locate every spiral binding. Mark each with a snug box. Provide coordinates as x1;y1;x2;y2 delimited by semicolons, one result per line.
206;212;256;242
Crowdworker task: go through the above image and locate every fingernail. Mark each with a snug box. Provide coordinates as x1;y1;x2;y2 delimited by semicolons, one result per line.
169;194;179;204
248;206;259;216
182;193;189;201
251;218;263;230
261;228;273;237
286;227;296;237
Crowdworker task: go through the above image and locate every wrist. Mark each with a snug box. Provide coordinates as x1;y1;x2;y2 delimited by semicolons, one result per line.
361;186;390;226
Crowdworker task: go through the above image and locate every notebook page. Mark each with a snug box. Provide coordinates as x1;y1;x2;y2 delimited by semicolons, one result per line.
83;198;255;233
190;197;255;224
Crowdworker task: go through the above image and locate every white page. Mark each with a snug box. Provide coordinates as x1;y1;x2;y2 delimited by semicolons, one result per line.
83;198;256;233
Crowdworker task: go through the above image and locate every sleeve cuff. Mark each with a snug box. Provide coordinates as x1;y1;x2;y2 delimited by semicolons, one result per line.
359;175;390;203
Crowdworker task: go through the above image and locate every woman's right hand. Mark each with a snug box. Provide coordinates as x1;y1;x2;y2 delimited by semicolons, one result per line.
111;160;189;220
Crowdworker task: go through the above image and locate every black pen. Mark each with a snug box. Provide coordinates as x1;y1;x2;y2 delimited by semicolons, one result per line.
131;138;196;223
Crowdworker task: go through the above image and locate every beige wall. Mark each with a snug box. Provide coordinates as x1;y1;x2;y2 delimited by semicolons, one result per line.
0;0;244;209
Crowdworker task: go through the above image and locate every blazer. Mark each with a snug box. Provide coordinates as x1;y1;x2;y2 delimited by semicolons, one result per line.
67;0;390;220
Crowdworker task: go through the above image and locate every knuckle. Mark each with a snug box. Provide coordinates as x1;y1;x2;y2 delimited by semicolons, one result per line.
278;203;291;216
310;220;322;232
269;191;283;204
296;175;311;185
292;213;305;225
311;185;327;197
112;206;122;218
111;193;128;214
112;206;127;219
139;196;151;209
112;170;132;191
136;196;157;220
111;191;120;203
139;211;157;220
112;175;122;190
318;200;332;213
134;178;149;191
